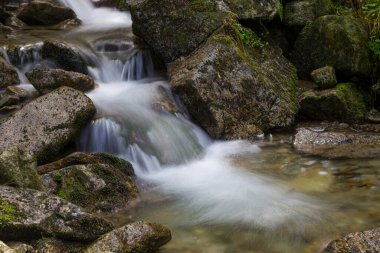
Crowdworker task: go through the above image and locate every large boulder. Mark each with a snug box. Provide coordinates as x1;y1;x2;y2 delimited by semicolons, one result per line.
0;147;43;190
0;186;113;242
0;57;19;88
26;68;95;94
129;0;226;62
291;15;373;80
323;227;380;253
41;41;88;74
84;221;171;253
0;87;96;163
298;83;368;123
293;126;380;159
168;21;298;139
283;0;332;27
17;0;76;26
41;163;138;212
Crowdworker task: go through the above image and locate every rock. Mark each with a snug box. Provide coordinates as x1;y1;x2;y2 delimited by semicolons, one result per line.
17;0;76;26
41;41;88;74
0;242;33;253
0;185;113;242
293;126;380;159
291;15;372;80
322;227;380;253
41;163;138;212
372;78;380;95
129;0;226;62
223;0;280;20
0;147;43;190
168;21;298;139
5;86;33;100
284;0;332;27
84;221;171;253
310;66;337;89
33;238;85;253
26;68;95;94
0;87;96;163
0;94;19;108
0;105;19;115
37;152;135;175
0;57;20;88
367;109;380;123
298;83;367;123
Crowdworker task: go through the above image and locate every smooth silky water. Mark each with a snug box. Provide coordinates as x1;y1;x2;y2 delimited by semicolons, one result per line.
3;1;379;252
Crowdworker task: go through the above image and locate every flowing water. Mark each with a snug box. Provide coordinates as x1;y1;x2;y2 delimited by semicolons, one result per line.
2;1;380;252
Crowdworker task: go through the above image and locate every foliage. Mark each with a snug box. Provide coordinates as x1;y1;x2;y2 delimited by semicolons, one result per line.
0;199;16;227
117;0;126;11
230;20;265;49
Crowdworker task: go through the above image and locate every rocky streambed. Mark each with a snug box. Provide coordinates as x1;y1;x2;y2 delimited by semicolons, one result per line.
0;0;379;252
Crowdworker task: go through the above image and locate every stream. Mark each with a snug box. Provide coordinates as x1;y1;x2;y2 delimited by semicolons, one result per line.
2;1;380;252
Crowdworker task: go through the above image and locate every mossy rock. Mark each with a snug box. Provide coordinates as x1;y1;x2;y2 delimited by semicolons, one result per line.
168;19;298;139
291;15;373;81
223;0;280;20
0;185;113;242
298;83;368;123
0;147;43;190
284;0;332;27
41;162;138;212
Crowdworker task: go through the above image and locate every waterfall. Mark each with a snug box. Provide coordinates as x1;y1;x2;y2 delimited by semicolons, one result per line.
12;0;324;230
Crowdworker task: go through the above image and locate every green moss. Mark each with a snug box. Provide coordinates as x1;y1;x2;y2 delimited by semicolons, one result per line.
336;83;367;122
0;198;16;227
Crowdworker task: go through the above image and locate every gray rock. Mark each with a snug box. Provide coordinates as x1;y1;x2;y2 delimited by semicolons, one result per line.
310;66;337;89
41;163;138;212
33;238;85;253
41;41;88;74
0;185;113;242
0;56;19;88
17;0;76;26
168;29;298;139
0;86;96;163
0;147;43;190
84;221;171;253
26;68;95;94
323;227;380;253
293;126;380;158
291;15;373;81
129;0;226;62
367;109;380;123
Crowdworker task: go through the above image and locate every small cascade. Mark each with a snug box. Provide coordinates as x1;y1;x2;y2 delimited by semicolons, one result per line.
58;0;132;30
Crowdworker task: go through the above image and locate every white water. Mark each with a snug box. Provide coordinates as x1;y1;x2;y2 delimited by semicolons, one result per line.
11;0;325;231
59;0;132;31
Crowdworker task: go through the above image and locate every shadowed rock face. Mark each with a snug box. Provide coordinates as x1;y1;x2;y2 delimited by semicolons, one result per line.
0;56;19;88
323;227;380;253
17;0;76;26
0;185;114;242
0;86;96;163
291;15;372;81
84;221;171;253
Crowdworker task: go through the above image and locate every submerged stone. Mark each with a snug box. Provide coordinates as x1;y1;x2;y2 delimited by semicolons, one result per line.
0;87;96;163
323;227;380;253
84;221;171;253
